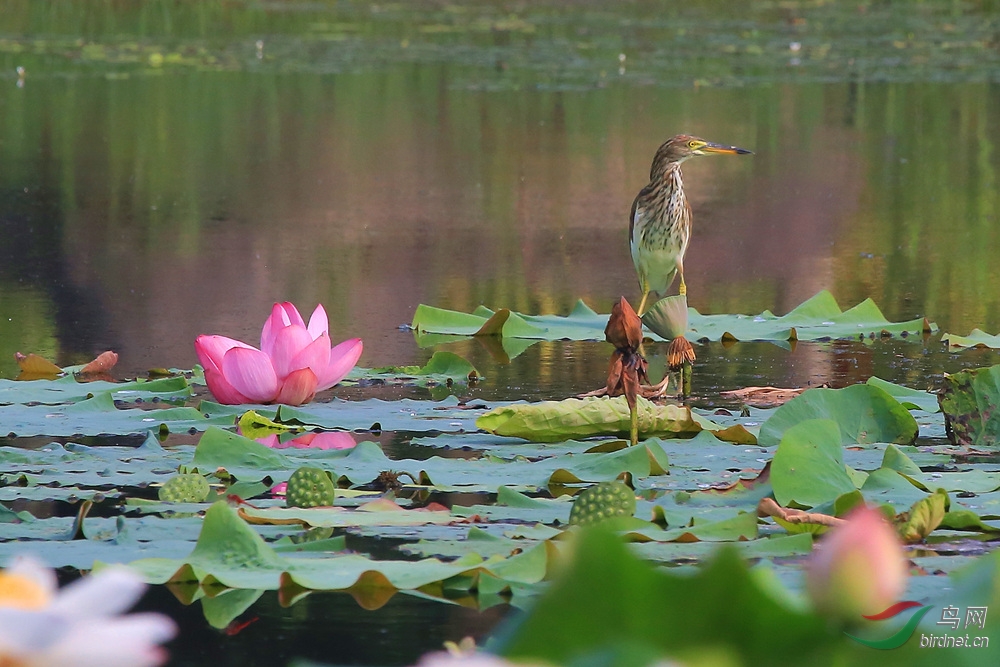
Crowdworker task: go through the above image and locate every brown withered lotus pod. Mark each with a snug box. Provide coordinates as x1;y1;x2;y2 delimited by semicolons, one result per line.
666;336;696;370
78;350;119;375
604;297;649;409
604;296;644;350
580;296;671;404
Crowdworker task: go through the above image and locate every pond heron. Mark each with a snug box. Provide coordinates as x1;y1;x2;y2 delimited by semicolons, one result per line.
630;134;752;315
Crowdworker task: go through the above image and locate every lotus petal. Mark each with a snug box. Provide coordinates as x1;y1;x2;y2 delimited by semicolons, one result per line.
297;431;356;450
307;304;329;340
317;338;363;391
51;568;145;617
279;302;306;329
255;433;281;448
806;506;907;619
221;347;280;403
268;325;315;380
203;367;252;405
261;303;288;357
46;614;176;667
194;335;255;374
288;333;332;382
274;367;318;406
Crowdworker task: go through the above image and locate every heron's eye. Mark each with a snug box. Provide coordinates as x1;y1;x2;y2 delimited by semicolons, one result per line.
688;141;699;149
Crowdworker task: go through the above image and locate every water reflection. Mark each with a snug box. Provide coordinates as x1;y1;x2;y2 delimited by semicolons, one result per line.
5;3;1000;665
132;585;509;667
3;68;1000;379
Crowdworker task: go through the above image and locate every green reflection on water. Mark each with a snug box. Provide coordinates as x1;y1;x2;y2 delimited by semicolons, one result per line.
1;0;999;378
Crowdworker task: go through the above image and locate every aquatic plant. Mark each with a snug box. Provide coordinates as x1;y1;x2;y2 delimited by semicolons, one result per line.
195;302;362;406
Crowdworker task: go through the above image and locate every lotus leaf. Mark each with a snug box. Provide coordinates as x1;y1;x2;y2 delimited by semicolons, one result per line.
758;383;918;448
938;364;1000;448
770;419;857;508
476;396;699;442
412;291;935;343
942;329;1000;349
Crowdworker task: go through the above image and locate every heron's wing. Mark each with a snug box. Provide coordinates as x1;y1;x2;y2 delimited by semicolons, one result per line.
629;183;654;265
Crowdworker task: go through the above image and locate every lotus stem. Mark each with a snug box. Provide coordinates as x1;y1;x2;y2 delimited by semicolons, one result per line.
629;399;638;446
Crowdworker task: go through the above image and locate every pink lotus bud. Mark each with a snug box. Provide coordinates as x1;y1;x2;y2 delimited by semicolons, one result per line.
806;506;908;620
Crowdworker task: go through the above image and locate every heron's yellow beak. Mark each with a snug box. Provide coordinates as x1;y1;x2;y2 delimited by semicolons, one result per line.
698;141;753;155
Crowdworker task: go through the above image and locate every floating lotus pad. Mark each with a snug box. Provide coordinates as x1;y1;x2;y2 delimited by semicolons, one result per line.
411;290;936;343
939;364;1000;448
941;329;1000;349
476;395;754;444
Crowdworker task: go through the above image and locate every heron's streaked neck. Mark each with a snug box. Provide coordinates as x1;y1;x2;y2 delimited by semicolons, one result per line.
650;158;688;183
650;162;685;198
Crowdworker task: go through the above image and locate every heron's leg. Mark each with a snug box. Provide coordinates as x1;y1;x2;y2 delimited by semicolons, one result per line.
637;290;650;317
677;260;687;297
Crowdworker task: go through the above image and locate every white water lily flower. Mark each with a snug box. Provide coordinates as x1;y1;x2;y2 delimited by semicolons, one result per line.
0;556;176;667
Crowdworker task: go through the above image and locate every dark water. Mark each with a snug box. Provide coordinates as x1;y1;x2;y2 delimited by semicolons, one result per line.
4;1;1000;664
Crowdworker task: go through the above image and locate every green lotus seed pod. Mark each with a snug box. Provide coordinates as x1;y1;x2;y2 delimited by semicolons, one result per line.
286;466;336;508
569;481;637;527
158;473;211;503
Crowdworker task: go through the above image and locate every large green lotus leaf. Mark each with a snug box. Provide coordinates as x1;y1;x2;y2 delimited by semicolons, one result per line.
276;396;483;432
902;469;1000;494
941;329;1000;350
0;392;236;437
0;513;217;568
758;383;918;448
0;536;200;569
476;396;699;443
939;510;1000;533
879;444;923;474
0;485;122;502
115;502;547;593
938;365;1000;448
652;477;775;527
625;510;758;543
401;527;538;559
0;394;486;438
412;291;935;343
866;377;940;413
631;532;814;563
0;375;191;406
0;436;189;491
191;427;292;475
451;501;570;524
187;429;673;492
859;468;933;510
201;589;265;630
771;419;857;508
492;529;831;666
346;351;480;386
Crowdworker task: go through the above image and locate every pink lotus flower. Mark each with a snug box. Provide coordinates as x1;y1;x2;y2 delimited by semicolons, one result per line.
195;302;362;406
256;431;357;450
806;506;908;620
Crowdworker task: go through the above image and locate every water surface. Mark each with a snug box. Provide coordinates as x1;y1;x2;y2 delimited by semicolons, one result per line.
3;1;1000;664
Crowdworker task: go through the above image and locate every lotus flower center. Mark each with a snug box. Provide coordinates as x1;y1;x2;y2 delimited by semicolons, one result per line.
0;572;50;610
